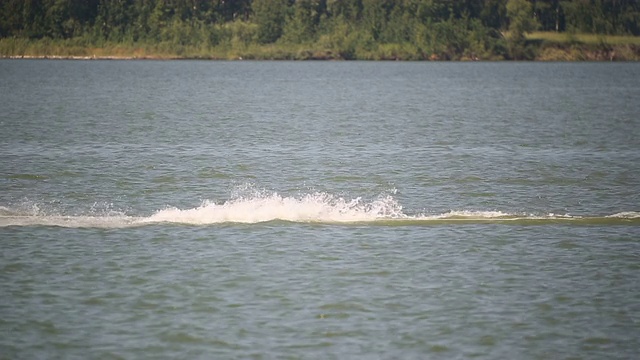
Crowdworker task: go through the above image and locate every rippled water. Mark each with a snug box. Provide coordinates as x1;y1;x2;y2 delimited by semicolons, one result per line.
1;60;639;359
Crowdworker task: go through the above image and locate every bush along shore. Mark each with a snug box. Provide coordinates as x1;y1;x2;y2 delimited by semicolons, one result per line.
1;0;639;61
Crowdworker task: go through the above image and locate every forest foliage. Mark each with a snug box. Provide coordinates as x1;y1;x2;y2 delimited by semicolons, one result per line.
1;0;639;60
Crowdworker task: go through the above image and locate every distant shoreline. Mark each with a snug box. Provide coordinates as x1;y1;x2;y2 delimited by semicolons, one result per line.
2;36;639;62
2;55;178;60
1;51;636;61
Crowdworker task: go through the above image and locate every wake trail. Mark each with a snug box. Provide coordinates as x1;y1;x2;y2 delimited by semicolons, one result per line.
1;191;638;228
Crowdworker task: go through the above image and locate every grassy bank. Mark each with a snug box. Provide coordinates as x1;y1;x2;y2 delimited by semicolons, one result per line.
2;32;639;61
526;32;640;61
527;32;640;46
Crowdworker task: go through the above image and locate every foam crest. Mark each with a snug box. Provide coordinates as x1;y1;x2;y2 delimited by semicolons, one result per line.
424;210;514;219
143;192;405;225
606;211;640;219
1;190;638;228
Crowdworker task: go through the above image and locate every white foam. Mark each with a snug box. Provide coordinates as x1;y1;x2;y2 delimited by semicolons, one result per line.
1;189;638;227
606;211;640;219
423;210;514;219
142;192;406;225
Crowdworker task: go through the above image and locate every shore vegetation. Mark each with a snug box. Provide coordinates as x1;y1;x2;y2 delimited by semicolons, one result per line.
1;0;639;61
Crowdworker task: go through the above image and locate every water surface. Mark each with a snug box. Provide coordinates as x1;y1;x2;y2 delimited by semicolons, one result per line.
1;60;639;359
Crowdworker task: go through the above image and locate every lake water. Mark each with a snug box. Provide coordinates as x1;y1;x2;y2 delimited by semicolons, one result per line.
1;60;639;359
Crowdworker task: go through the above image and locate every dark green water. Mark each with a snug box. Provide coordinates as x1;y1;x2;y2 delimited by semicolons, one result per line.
1;60;639;359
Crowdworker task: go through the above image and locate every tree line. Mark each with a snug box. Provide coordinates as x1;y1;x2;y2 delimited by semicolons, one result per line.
1;0;639;60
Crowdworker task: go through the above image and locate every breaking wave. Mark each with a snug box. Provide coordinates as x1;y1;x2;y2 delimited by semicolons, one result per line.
0;190;638;228
144;191;404;225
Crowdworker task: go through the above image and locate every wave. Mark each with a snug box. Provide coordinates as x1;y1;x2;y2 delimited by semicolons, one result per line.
0;191;639;228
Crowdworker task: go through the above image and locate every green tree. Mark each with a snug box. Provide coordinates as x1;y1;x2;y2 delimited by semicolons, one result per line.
533;0;563;32
480;0;508;30
382;1;416;44
561;0;608;34
95;0;134;42
252;0;288;44
506;0;537;59
282;0;322;43
361;0;392;41
211;0;252;22
326;0;362;23
0;0;25;37
24;0;45;36
44;0;98;38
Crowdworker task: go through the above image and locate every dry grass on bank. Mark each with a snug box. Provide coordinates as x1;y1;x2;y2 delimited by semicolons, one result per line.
527;31;640;45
